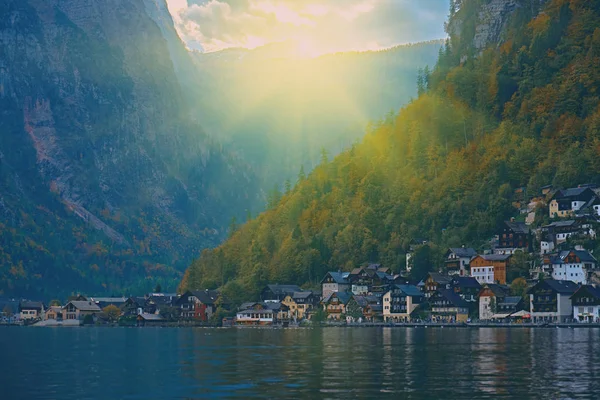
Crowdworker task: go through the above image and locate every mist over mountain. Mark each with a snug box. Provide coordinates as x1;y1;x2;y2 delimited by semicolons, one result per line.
189;41;443;183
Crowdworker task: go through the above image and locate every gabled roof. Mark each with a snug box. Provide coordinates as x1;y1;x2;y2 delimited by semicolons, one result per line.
320;272;349;284
570;285;600;300
557;250;597;264
239;302;261;310
351;295;369;307
448;247;477;258
504;221;530;234
90;297;127;303
434;288;468;308
529;279;579;295
66;301;101;312
452;276;481;289
265;302;289;311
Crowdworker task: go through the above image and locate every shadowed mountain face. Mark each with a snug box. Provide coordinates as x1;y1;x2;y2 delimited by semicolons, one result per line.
0;0;261;298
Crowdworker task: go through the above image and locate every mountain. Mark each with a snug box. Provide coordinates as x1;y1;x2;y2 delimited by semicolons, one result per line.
188;41;443;185
181;0;600;301
0;0;261;299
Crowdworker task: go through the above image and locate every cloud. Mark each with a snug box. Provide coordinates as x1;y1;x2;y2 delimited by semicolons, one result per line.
166;0;450;54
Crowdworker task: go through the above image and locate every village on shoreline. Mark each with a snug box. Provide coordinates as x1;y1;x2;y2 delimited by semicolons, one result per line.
3;184;600;329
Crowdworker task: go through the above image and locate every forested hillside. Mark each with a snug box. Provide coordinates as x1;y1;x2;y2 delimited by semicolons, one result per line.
181;0;600;301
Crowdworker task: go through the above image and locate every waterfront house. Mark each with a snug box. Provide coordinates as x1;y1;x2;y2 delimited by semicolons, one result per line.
496;221;531;254
347;264;394;296
322;291;352;320
478;284;510;320
282;291;317;320
382;284;424;322
320;271;350;299
261;284;302;302
496;296;524;316
544;249;597;285
19;301;45;320
235;302;287;325
429;288;469;322
45;306;63;320
470;254;512;285
528;279;579;323
175;290;220;321
570;285;600;323
121;297;147;316
422;273;452;298
445;247;477;276
62;300;101;320
345;295;382;322
549;187;597;218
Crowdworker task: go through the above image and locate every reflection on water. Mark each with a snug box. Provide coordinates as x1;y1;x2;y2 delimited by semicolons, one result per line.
2;327;600;399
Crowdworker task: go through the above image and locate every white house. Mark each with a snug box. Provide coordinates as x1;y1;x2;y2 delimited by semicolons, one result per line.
570;285;600;323
471;266;495;284
547;250;597;285
445;247;477;276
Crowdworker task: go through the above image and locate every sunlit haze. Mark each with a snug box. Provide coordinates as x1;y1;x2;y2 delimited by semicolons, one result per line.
166;0;449;56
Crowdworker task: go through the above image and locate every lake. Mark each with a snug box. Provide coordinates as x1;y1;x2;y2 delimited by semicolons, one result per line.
2;327;600;399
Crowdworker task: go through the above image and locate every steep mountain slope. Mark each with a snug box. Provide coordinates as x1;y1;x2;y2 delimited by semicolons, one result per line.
181;0;600;299
0;0;260;298
189;41;442;184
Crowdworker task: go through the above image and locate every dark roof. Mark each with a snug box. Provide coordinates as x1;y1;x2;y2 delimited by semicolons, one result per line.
19;301;44;310
554;187;595;200
139;313;164;321
452;276;481;289
352;295;369;307
498;296;522;306
448;247;477;258
190;290;220;305
434;288;468;308
239;302;261;310
323;291;352;304
428;272;452;285
571;285;600;300
237;308;274;315
529;279;579;295
544;220;577;228
394;284;423;297
480;284;509;298
292;291;313;300
505;221;530;234
320;272;349;284
479;254;512;261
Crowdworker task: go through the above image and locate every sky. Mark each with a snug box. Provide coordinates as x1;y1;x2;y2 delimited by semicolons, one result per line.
166;0;450;56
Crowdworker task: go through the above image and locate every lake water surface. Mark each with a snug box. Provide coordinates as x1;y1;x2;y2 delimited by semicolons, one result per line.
2;327;600;399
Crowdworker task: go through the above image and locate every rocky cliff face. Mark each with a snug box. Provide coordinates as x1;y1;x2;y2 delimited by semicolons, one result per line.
0;0;259;298
448;0;548;54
